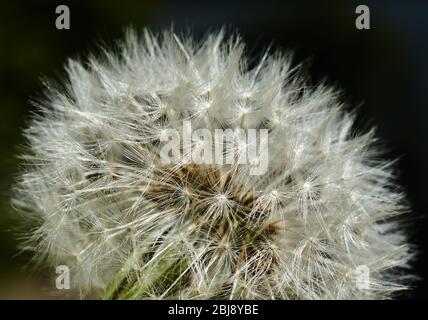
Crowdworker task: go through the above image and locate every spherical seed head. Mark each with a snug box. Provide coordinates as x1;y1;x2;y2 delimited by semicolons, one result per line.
13;29;413;299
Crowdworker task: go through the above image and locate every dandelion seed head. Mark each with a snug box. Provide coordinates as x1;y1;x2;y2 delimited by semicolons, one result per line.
13;28;414;299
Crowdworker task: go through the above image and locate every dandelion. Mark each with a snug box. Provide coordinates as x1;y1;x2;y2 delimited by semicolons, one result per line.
12;29;414;299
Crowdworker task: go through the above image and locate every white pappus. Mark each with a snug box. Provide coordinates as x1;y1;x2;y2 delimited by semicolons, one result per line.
12;28;414;299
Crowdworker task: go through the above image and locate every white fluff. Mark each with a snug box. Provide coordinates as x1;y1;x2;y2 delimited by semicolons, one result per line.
13;29;413;299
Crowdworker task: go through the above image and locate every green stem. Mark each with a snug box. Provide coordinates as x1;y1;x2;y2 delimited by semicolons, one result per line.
117;248;180;299
101;248;146;300
102;224;197;300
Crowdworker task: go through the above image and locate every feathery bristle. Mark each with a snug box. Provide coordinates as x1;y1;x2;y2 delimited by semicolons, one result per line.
12;29;413;299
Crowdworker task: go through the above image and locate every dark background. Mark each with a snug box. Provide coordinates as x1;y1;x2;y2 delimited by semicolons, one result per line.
0;0;426;299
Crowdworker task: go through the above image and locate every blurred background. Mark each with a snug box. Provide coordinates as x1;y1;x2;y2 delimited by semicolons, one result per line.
0;0;426;299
